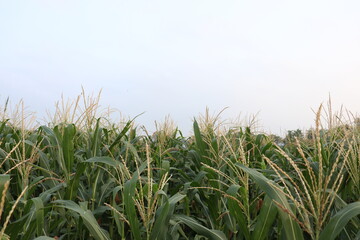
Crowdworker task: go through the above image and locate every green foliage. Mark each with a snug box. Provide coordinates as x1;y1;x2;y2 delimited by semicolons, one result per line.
0;103;360;240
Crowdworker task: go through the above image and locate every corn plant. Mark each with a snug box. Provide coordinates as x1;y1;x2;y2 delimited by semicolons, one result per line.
0;95;360;239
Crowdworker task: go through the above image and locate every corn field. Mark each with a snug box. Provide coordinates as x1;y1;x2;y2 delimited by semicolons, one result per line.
1;96;360;240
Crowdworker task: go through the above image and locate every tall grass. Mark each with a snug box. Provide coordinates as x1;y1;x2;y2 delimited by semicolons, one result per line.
0;93;360;239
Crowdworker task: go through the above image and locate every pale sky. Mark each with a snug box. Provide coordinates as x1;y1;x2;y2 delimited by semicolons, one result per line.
1;0;360;134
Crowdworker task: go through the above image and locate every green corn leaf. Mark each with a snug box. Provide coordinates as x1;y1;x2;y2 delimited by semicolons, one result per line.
226;184;250;240
236;164;304;240
85;156;121;168
54;200;110;240
150;193;186;240
40;126;66;176
62;124;76;174
39;183;65;201
151;196;170;240
123;162;147;240
174;215;227;240
65;162;86;200
193;120;208;164
109;119;134;152
123;180;141;240
193;193;214;228
91;118;102;156
253;196;278;240
31;197;44;236
319;202;360;240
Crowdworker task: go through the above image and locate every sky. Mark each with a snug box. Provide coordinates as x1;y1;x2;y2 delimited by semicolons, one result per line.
1;0;360;135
